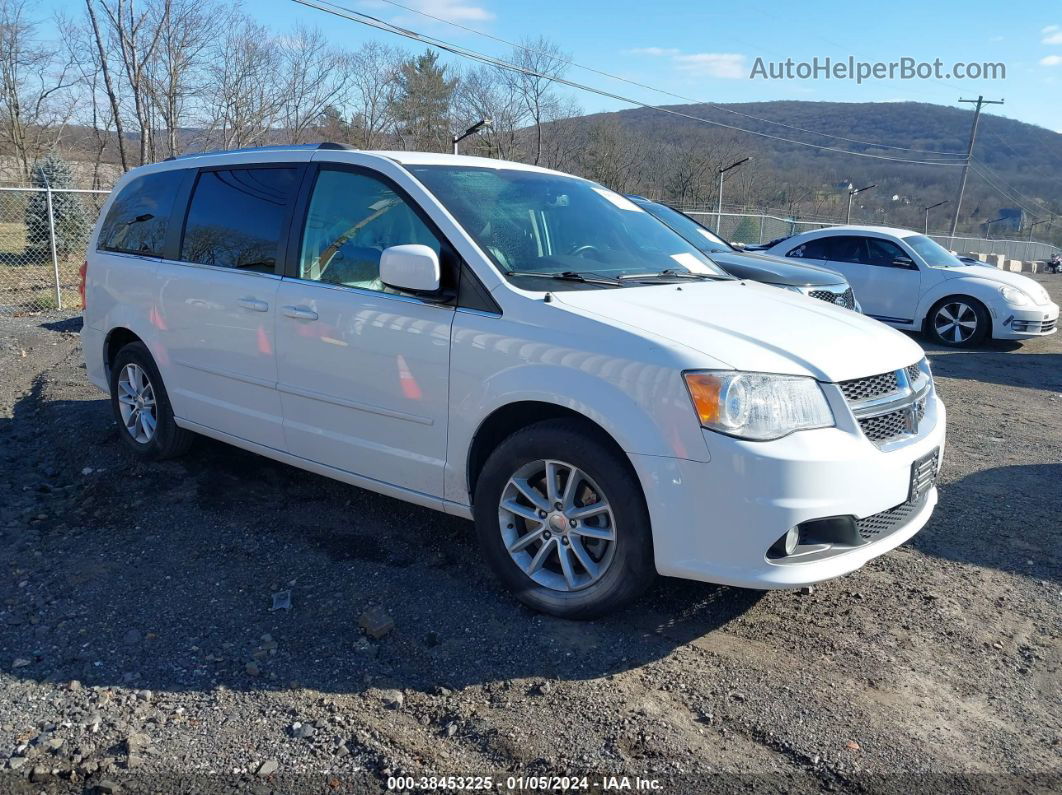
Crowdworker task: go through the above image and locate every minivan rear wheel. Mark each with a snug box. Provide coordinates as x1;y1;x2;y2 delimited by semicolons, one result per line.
473;419;655;618
109;342;193;460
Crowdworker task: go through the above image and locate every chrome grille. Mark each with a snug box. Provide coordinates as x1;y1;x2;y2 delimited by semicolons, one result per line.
856;498;923;540
840;359;932;447
858;409;909;442
808;286;855;309
839;371;899;402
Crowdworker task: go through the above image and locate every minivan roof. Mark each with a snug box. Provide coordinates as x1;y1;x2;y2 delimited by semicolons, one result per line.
150;144;564;176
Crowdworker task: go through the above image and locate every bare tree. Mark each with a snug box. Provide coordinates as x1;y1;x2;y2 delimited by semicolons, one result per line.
83;0;126;170
348;41;400;149
0;0;76;182
507;36;569;166
278;23;351;145
455;64;523;159
92;0;170;165
147;0;218;158
205;17;283;149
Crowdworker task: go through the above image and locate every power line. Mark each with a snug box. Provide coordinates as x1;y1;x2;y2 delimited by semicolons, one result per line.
291;0;966;167
970;163;1048;220
371;0;966;157
971;157;1053;216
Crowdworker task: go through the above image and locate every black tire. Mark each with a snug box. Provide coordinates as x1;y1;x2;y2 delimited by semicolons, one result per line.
925;296;990;348
472;419;655;619
109;341;193;460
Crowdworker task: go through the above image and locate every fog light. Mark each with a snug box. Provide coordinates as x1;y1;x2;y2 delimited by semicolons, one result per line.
769;527;800;558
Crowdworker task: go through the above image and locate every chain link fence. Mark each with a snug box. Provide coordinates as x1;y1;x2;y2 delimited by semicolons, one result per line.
0;190;1058;315
0;187;110;314
683;209;1061;261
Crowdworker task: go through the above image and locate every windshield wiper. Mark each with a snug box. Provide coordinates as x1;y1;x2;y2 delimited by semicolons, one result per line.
619;269;731;282
507;270;623;287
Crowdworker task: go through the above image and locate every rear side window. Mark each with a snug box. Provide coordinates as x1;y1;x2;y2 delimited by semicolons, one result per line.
98;170;186;256
180;167;299;272
787;237;832;259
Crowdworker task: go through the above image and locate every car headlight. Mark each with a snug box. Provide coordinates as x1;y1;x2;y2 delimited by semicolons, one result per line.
683;371;835;441
999;285;1031;306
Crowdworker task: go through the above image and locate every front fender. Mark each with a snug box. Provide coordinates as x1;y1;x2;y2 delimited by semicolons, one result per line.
443;312;710;506
914;275;1005;328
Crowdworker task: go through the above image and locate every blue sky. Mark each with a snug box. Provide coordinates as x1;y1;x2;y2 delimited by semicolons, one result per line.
46;0;1062;132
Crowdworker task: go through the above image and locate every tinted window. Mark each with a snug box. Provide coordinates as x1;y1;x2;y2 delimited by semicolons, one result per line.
865;237;909;267
299;169;442;292
826;236;867;264
98;170;186;257
787;237;831;259
638;201;731;254
181;168;299;272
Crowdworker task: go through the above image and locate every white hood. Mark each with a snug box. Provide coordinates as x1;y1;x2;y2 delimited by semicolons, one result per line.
942;265;1053;305
554;280;925;382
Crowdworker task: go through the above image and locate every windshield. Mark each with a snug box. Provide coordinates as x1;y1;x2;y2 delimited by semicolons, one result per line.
635;200;732;254
905;234;964;267
408;165;730;282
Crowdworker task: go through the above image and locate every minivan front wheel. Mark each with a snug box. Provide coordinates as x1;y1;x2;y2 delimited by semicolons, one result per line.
473;419;655;618
109;342;193;460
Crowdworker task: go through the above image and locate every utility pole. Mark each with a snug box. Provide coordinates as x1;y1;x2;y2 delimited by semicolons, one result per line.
717;157;751;231
845;183;875;224
948;95;1004;242
922;200;949;234
452;118;492;155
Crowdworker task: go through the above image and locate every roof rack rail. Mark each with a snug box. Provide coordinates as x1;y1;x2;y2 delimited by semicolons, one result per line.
162;142;356;162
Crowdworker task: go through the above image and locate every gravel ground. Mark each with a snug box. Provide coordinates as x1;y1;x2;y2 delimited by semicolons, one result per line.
0;275;1059;794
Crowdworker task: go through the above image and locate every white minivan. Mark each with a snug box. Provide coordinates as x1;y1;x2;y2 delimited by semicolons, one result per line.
81;145;946;618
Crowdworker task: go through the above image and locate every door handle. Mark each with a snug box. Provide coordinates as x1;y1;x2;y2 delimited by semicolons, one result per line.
282;305;319;321
237;297;269;312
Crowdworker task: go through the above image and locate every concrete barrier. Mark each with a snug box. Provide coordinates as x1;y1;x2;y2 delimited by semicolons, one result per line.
1006;260;1023;272
988;253;1006;268
964;252;989;263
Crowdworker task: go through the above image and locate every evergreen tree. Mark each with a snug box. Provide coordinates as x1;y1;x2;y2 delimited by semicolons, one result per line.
25;153;90;259
393;51;457;152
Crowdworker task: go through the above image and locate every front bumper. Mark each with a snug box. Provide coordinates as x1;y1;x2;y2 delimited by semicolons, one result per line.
995;301;1058;339
632;394;946;589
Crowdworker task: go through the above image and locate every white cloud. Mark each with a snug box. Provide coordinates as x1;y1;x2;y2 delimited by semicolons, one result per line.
1042;24;1059;33
363;0;494;23
1041;54;1062;66
1043;24;1062;44
624;47;680;57
674;52;747;79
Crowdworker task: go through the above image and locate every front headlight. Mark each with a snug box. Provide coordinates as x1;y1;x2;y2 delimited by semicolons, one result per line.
683;371;835;441
999;285;1031;306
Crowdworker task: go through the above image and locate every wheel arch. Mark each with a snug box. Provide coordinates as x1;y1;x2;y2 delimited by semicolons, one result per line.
921;292;993;339
103;327;145;376
466;401;634;507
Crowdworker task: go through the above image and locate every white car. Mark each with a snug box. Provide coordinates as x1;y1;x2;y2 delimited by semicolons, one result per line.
80;146;946;618
765;225;1058;347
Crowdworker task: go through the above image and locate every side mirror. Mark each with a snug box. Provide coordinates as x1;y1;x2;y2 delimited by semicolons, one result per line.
380;244;441;293
892;256;915;269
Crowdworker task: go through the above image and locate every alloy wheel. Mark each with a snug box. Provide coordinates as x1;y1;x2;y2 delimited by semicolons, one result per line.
933;301;978;344
497;459;617;592
117;362;157;444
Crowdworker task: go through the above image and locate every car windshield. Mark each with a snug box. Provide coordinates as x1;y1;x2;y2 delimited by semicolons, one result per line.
407;165;731;282
905;234;965;267
634;200;733;254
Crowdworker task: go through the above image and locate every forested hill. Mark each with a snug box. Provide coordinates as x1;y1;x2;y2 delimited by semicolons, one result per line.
565;100;1061;230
